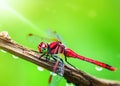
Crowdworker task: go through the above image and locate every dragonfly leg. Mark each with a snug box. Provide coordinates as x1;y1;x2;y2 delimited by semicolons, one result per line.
45;54;64;76
51;54;64;63
38;53;51;62
45;54;51;61
51;54;57;62
65;56;77;69
38;53;46;59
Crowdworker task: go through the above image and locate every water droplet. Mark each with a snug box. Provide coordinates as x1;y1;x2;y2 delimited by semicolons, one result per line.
95;66;103;71
0;49;7;53
66;83;74;86
12;55;19;59
37;66;44;71
50;72;57;76
66;83;68;86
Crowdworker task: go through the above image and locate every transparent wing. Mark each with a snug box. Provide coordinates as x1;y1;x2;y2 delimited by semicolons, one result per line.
46;29;67;46
49;75;63;86
26;29;67;50
46;29;61;41
49;54;64;86
26;33;57;50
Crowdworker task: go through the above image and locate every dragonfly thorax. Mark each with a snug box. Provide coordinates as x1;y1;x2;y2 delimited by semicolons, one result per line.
38;42;48;53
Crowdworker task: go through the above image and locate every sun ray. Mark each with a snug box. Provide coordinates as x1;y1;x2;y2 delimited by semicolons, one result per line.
0;0;44;33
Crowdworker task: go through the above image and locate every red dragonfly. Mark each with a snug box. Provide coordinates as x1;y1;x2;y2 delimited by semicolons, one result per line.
38;41;116;71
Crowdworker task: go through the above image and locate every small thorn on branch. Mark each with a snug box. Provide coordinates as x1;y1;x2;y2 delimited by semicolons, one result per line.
0;31;120;86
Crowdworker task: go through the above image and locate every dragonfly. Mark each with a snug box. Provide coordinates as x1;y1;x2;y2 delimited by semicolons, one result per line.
38;41;116;71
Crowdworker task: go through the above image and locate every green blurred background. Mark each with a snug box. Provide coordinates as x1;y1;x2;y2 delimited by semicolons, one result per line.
0;0;120;86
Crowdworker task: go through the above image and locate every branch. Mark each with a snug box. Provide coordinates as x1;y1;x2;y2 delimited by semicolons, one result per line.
0;31;120;86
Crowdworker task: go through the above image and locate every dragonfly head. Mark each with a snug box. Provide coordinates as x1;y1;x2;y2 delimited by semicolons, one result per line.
38;42;48;53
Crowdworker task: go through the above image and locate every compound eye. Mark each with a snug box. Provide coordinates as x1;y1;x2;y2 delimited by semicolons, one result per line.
38;42;47;53
42;43;46;48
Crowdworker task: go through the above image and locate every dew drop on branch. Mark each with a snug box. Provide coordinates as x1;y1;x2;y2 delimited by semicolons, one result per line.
37;66;44;71
12;55;19;59
0;49;7;53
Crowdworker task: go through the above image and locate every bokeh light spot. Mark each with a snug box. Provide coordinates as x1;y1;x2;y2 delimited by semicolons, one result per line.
0;49;7;53
95;66;103;71
50;72;57;76
37;66;44;71
12;55;19;59
66;83;74;86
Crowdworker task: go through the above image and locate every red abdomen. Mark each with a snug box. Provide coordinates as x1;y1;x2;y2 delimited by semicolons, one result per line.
65;48;116;71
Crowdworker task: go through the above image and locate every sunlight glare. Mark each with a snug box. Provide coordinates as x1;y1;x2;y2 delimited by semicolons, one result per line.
0;0;44;33
0;0;8;9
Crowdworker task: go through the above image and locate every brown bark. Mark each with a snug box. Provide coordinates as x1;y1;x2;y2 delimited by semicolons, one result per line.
0;31;120;86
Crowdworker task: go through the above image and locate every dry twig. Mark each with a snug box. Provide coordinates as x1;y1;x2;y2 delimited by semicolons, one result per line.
0;31;120;86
